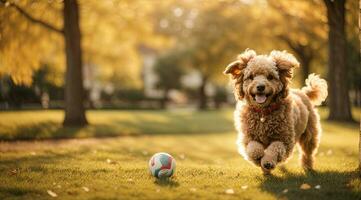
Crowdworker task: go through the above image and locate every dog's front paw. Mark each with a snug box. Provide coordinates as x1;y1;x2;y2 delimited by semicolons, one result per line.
246;141;264;166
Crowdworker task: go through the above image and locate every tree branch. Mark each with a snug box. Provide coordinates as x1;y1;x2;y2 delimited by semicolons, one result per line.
277;35;314;61
1;0;64;34
277;35;299;52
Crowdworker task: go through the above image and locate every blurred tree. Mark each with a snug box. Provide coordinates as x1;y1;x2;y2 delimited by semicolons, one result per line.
323;0;353;122
345;0;361;107
81;0;171;91
0;1;64;85
156;1;258;109
63;0;87;126
358;0;361;177
0;76;39;108
0;0;169;124
0;0;88;126
266;0;327;82
188;3;261;110
213;86;228;109
33;64;64;107
154;51;185;109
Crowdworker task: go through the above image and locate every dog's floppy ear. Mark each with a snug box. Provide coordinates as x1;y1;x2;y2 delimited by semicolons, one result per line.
224;49;256;100
224;49;256;79
270;50;300;98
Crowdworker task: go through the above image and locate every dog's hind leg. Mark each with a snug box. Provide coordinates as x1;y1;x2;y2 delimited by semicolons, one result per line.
298;112;321;170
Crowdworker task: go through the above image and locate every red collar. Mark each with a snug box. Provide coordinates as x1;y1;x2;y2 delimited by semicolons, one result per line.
250;103;281;115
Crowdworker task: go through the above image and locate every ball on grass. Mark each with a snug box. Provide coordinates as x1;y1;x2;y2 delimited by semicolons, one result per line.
149;152;176;178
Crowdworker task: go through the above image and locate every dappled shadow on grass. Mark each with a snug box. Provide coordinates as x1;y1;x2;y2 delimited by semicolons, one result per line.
260;167;361;200
0;110;234;141
0;187;41;199
0;121;83;141
0;149;79;167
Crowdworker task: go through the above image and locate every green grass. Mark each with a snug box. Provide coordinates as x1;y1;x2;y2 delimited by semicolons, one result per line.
0;109;234;140
0;108;360;200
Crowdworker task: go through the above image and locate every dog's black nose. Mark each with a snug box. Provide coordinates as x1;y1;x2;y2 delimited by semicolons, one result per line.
263;162;274;170
257;85;265;92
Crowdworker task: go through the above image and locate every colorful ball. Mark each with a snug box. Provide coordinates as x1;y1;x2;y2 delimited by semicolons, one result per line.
149;152;176;178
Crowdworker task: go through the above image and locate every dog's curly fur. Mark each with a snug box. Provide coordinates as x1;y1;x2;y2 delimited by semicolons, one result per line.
224;49;328;174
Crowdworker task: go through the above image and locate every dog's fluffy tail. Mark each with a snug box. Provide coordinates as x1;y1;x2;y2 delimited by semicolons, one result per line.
301;73;328;106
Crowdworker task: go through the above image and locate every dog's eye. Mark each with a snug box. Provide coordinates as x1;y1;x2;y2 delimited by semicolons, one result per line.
248;75;253;80
267;75;274;80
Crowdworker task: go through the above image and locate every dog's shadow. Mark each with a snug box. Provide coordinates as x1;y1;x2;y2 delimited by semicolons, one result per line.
260;166;360;200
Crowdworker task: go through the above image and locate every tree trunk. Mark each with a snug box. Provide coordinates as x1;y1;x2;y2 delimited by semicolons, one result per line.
160;88;169;109
63;0;88;126
198;76;208;110
299;56;311;83
358;0;361;177
324;0;353;122
359;120;361;177
359;116;361;177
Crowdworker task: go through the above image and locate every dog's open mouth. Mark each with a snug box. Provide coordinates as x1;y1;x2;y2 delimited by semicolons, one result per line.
252;93;271;104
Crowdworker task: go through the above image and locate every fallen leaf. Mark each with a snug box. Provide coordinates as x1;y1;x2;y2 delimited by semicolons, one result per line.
315;185;321;189
142;150;148;156
225;188;234;194
82;187;89;192
30;151;37;155
10;169;17;175
300;183;311;190
56;185;61;189
326;149;333;155
179;154;185;160
241;185;248;190
106;159;116;164
67;191;77;195
156;188;160;193
190;187;197;192
282;189;288;194
47;190;57;197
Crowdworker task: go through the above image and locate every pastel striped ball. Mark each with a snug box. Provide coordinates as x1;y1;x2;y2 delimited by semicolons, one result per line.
149;152;176;178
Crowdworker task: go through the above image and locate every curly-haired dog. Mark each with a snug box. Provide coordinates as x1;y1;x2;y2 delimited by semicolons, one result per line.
224;49;328;174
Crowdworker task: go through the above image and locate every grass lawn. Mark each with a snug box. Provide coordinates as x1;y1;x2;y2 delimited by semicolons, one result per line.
0;108;360;200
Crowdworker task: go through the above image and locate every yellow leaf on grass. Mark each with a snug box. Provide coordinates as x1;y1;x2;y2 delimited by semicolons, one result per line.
300;183;311;190
10;169;17;175
47;190;58;197
82;187;90;192
225;189;234;194
106;159;117;164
